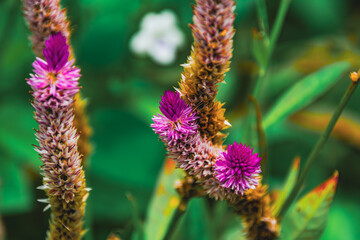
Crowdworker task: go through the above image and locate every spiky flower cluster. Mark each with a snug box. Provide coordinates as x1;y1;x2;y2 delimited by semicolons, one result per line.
27;33;87;240
22;0;70;58
234;185;279;240
179;0;235;144
152;90;198;143
28;33;80;108
215;142;261;196
152;91;261;199
22;0;92;166
152;0;280;238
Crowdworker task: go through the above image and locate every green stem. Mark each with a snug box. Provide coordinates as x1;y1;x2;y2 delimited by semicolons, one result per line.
246;0;292;171
278;81;359;219
253;0;291;99
268;0;291;59
255;0;269;36
162;197;189;240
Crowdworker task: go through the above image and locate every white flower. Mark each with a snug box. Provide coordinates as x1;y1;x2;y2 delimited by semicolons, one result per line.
130;9;185;65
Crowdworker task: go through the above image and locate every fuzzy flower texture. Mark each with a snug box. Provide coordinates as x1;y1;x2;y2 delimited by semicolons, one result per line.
27;32;80;108
152;91;261;198
27;33;87;239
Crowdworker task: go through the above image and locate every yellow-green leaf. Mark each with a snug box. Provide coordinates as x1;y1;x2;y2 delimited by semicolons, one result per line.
144;158;184;240
273;156;300;216
279;171;339;240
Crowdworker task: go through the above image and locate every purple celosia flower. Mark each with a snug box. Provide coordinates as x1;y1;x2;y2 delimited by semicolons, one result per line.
27;32;80;108
215;142;261;195
151;90;198;143
27;32;87;205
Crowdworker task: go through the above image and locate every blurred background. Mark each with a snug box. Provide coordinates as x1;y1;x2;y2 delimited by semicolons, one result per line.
0;0;360;239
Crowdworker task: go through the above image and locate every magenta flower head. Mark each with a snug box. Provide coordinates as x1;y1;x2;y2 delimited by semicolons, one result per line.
151;90;198;142
215;142;261;195
27;32;80;108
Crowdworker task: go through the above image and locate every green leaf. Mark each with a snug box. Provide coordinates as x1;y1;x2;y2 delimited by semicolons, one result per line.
144;159;184;240
272;157;300;216
174;198;211;240
221;218;246;240
263;62;350;130
279;171;339;240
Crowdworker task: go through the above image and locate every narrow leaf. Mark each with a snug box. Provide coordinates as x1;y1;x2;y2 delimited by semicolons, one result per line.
252;28;269;69
144;158;184;240
263;62;350;130
272;156;300;216
279;171;339;240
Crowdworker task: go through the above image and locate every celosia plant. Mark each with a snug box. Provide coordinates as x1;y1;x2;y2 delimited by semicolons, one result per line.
14;0;359;239
22;0;92;165
27;33;88;240
148;0;359;239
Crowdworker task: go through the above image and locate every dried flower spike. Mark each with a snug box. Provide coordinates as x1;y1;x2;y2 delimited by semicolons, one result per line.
22;0;71;58
215;142;261;195
27;33;88;240
179;0;235;144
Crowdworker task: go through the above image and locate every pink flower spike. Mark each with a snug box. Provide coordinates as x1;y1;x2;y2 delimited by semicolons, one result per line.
26;33;80;108
215;142;261;195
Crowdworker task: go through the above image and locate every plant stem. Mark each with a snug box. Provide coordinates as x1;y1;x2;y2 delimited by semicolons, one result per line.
162;197;189;240
278;81;359;219
255;0;269;36
249;95;268;182
253;0;291;99
268;0;291;60
245;0;292;177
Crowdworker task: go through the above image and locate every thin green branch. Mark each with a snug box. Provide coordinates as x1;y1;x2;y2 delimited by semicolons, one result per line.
248;95;268;182
278;81;359;219
253;0;291;99
268;0;291;59
255;0;269;36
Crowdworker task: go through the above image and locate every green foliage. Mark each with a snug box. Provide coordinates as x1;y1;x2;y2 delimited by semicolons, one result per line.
0;101;39;167
143;159;184;240
172;199;211;240
272;157;300;216
0;0;359;239
263;62;350;130
88;108;164;221
252;30;269;69
279;171;339;240
0;158;33;214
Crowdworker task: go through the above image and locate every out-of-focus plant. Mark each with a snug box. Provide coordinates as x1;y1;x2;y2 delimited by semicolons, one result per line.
130;9;185;65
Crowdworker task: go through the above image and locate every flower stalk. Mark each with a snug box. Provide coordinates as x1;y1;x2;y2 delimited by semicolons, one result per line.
22;0;92;165
152;0;281;238
278;77;359;219
27;33;88;240
179;0;235;145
